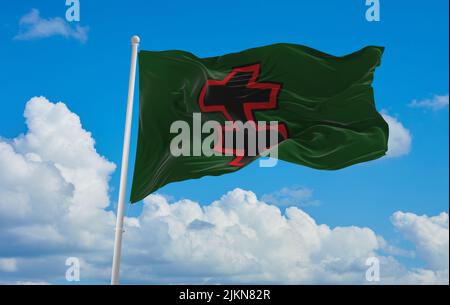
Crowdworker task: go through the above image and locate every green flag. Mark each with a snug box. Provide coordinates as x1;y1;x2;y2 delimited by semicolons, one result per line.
130;43;388;203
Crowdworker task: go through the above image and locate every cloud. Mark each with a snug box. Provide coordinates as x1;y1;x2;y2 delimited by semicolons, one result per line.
122;191;380;283
0;96;116;282
382;112;412;158
15;281;50;285
386;212;449;284
261;186;320;207
409;94;449;111
14;9;88;43
391;212;449;271
123;192;448;284
0;97;447;284
0;258;17;272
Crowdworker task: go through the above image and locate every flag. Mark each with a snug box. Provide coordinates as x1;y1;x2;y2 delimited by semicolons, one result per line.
130;43;388;203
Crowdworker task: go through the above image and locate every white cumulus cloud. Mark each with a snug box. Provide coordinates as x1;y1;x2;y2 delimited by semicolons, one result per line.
382;112;412;158
120;190;379;283
391;211;449;271
0;97;447;284
0;97;116;282
14;9;88;43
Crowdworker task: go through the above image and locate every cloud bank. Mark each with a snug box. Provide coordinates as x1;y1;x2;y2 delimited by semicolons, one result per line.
0;97;447;284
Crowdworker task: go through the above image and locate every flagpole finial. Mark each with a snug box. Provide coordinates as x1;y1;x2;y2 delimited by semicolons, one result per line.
131;35;140;45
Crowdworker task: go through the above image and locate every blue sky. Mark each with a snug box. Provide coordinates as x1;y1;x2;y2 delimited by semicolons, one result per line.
0;1;448;284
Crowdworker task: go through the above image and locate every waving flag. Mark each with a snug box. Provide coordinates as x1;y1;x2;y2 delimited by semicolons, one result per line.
130;43;388;203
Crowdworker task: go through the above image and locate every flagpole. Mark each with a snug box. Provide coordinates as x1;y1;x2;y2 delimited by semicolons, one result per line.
111;35;140;285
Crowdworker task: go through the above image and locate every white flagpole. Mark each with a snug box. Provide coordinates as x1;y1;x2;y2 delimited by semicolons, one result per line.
111;35;140;285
